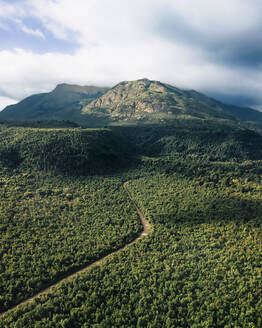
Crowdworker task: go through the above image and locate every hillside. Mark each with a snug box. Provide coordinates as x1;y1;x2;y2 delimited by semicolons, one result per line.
113;124;262;163
0;83;109;122
83;79;234;122
1;79;262;128
82;78;262;127
0;126;136;174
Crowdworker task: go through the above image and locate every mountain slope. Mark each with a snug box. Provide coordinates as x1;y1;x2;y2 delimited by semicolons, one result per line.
223;102;262;124
0;84;109;122
1;79;262;128
82;78;262;126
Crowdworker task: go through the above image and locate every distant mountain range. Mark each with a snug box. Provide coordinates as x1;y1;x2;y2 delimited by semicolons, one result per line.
1;78;262;128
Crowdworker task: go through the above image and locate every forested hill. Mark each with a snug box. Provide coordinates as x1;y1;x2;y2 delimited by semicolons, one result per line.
1;123;262;177
113;124;262;162
0;126;136;175
1;79;262;128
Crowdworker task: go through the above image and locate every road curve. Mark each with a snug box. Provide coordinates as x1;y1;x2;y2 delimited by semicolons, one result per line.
0;181;151;318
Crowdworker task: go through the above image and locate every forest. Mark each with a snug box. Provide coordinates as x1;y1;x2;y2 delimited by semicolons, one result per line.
0;121;261;327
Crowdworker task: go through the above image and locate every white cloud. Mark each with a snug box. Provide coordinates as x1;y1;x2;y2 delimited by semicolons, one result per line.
0;96;18;111
0;0;25;18
1;0;262;108
0;1;44;38
0;0;45;39
163;0;259;32
26;0;261;46
2;42;262;106
15;19;45;39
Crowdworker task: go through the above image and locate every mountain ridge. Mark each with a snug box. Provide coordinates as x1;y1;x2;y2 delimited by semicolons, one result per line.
0;83;109;122
1;79;262;128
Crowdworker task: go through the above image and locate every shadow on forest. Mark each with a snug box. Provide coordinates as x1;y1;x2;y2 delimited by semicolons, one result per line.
153;195;262;228
0;148;140;176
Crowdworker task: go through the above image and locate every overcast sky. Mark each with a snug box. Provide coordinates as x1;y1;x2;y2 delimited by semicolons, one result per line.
1;0;262;111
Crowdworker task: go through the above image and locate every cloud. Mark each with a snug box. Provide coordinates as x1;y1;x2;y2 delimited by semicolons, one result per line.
0;96;18;111
0;0;262;110
0;1;45;39
156;0;262;69
15;19;45;39
0;0;25;18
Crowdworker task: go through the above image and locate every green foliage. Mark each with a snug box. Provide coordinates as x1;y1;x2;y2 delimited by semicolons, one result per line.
151;129;262;161
114;124;262;161
0;171;141;312
0;124;262;327
0;127;136;174
0;120;80;128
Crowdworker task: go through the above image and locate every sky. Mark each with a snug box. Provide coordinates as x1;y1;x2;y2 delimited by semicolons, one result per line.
1;0;262;111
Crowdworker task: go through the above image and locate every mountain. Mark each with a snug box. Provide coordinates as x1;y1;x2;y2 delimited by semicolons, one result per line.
82;78;262;127
82;78;234;121
1;78;262;128
0;83;109;122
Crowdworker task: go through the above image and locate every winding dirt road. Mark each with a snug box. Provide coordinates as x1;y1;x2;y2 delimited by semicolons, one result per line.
0;181;151;318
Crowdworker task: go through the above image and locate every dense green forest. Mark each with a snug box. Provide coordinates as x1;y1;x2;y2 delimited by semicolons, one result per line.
0;122;262;327
0;125;136;174
0;171;142;312
113;122;262;161
0;120;80;128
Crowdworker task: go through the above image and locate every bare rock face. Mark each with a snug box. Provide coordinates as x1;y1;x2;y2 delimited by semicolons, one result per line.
81;78;235;122
82;79;175;116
